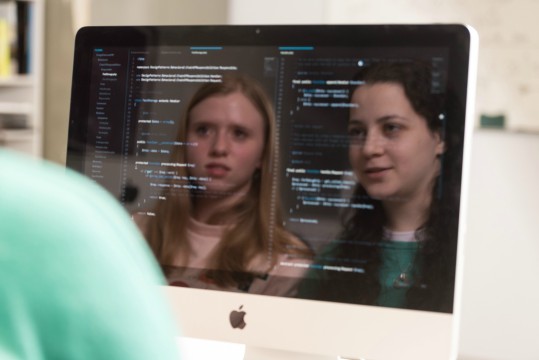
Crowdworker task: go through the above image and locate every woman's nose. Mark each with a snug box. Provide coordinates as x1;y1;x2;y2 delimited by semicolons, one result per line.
210;131;229;156
362;132;385;157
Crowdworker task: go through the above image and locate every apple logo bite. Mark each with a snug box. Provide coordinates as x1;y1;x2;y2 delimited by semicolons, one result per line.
229;305;247;329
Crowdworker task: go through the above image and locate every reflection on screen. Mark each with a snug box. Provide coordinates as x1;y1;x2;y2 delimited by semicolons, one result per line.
78;44;460;313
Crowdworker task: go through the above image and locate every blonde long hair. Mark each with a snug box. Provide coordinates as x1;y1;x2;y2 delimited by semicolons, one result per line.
145;73;308;286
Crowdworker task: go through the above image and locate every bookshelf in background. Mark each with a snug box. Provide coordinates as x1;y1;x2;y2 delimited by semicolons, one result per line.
0;0;43;157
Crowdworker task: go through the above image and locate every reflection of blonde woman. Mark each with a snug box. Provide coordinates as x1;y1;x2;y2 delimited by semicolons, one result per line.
138;74;311;296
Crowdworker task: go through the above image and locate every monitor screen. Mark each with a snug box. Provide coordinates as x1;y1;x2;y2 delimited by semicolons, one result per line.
67;24;477;359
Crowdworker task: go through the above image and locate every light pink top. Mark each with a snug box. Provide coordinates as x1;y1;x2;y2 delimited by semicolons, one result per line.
166;217;311;296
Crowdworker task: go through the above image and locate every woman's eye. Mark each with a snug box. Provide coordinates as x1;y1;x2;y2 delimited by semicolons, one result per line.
194;125;210;136
348;127;366;142
383;123;402;136
232;128;248;140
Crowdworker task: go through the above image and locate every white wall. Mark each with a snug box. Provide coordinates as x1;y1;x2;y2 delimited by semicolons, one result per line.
229;0;539;132
458;130;539;360
326;0;539;132
228;0;326;24
88;0;228;26
42;2;539;358
44;0;229;164
226;3;539;358
44;0;77;164
46;0;539;164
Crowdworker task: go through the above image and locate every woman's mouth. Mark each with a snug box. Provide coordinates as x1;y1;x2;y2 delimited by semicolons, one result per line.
205;163;230;177
364;167;391;180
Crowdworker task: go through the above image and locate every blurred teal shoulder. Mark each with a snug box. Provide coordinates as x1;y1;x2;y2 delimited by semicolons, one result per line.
0;150;181;360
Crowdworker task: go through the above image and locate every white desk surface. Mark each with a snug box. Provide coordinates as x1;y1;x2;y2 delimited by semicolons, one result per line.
178;337;244;360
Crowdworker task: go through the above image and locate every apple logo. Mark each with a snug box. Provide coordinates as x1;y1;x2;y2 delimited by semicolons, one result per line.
229;305;247;329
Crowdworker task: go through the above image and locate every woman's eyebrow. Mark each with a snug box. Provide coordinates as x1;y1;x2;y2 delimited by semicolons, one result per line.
348;119;365;125
348;115;406;125
376;114;409;123
189;119;213;126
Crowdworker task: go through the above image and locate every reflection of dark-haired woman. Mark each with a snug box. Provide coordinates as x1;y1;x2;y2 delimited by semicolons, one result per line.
300;62;461;313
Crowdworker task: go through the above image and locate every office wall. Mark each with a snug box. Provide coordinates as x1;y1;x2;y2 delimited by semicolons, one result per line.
458;129;539;360
228;0;326;24
325;0;539;132
45;0;539;164
227;2;539;359
229;0;539;132
41;2;538;358
44;0;229;164
321;3;539;359
44;0;76;164
88;0;228;27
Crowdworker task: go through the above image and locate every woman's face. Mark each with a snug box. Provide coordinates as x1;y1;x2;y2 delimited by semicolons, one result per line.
348;82;444;204
186;91;266;198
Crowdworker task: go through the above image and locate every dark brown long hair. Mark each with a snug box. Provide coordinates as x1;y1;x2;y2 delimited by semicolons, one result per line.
336;61;460;312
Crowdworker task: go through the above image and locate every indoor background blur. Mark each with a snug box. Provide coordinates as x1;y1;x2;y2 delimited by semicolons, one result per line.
4;1;537;359
44;0;538;164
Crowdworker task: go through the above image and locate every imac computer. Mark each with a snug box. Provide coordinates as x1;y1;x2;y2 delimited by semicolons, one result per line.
67;25;478;359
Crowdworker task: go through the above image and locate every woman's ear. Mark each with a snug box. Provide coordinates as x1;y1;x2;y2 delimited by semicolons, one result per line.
434;132;445;156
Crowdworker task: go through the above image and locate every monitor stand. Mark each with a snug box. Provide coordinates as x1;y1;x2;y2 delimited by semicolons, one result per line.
244;346;335;360
178;337;337;360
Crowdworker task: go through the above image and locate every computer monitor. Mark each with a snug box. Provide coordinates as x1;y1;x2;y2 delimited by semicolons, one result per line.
67;24;477;360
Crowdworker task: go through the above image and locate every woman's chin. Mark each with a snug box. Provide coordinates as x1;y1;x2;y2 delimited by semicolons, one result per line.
199;185;247;199
365;190;403;202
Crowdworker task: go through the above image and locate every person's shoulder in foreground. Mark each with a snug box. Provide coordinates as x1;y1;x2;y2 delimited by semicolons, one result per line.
0;150;180;360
